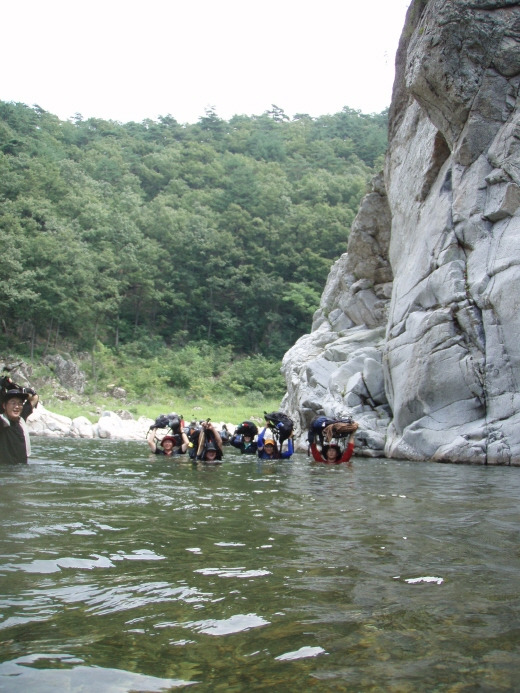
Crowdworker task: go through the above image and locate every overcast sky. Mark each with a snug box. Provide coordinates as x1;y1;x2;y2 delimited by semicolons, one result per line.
2;0;411;124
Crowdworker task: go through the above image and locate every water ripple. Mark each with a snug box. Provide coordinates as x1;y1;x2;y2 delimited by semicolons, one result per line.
275;645;327;661
194;567;272;578
1;440;519;691
0;654;195;691
4;554;115;574
187;612;270;635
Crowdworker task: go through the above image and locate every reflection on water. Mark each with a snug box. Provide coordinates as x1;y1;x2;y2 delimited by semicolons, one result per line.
1;438;520;692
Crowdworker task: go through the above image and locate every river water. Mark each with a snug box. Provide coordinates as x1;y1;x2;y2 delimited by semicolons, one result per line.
0;438;519;692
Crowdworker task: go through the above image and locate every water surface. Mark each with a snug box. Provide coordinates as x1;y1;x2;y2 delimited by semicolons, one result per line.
1;438;519;692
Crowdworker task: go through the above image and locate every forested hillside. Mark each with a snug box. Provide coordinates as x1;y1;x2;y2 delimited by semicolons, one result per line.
0;101;387;363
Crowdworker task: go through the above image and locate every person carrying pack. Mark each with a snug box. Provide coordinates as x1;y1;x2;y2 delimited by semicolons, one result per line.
257;412;294;460
196;420;223;464
307;415;359;464
147;412;189;457
0;375;39;464
307;415;356;447
230;420;259;455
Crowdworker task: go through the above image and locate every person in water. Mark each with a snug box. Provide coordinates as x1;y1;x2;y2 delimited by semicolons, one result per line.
256;427;293;460
200;440;221;463
147;428;189;456
310;422;358;464
197;421;223;463
0;387;39;464
230;431;258;455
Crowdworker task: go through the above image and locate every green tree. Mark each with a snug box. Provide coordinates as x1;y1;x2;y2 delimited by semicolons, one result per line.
0;99;388;361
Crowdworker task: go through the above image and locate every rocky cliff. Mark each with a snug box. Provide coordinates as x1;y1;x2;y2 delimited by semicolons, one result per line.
282;0;520;464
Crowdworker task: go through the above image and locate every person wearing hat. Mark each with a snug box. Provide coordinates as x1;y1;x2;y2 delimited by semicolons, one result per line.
310;423;358;464
200;440;221;464
147;427;189;457
0;387;39;464
256;426;293;460
197;420;223;463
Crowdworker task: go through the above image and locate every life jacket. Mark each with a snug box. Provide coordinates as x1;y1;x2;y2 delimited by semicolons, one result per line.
263;411;294;445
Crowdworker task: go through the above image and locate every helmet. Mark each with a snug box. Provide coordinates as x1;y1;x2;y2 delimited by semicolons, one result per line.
160;435;177;446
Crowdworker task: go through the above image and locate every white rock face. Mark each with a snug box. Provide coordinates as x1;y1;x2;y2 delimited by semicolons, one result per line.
282;173;393;458
282;0;520;464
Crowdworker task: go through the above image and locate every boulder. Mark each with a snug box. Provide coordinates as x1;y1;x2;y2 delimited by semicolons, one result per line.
43;354;86;394
26;404;154;442
94;411;151;441
27;404;73;437
70;416;95;438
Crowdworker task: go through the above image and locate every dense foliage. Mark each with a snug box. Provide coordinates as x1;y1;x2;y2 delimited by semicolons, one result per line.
0;101;387;364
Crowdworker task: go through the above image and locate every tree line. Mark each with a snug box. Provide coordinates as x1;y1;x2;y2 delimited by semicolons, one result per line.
0;101;387;364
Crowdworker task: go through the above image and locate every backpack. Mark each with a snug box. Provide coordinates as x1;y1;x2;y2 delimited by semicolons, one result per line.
150;413;183;433
235;420;259;437
264;411;294;445
323;421;356;442
308;415;354;446
0;374;33;404
186;424;202;459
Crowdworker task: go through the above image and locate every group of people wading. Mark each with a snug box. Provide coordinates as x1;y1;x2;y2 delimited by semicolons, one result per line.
0;371;359;466
146;410;359;465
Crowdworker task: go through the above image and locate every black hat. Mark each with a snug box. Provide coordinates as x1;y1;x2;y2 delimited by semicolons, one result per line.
3;389;28;402
205;442;217;452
